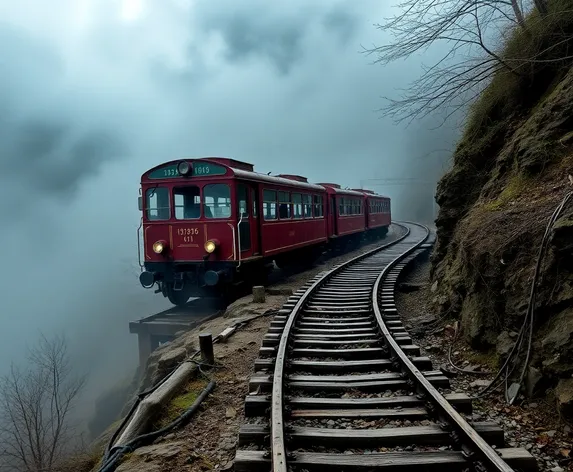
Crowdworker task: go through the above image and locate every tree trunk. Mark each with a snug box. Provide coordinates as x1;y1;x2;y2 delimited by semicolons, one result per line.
511;0;526;29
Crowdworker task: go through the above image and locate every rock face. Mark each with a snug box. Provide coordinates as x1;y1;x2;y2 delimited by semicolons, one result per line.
431;61;573;413
115;442;186;472
555;379;573;417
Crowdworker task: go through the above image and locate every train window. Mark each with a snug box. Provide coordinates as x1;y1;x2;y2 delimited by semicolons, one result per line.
313;195;323;218
203;184;231;219
302;194;312;218
278;191;291;219
292;193;303;219
237;184;249;219
251;189;258;217
263;189;277;220
174;186;201;219
146;187;170;220
339;198;345;216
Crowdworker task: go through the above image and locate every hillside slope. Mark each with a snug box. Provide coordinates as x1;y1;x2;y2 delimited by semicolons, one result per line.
431;16;573;413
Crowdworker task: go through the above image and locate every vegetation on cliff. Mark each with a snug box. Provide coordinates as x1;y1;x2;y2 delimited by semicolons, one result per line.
373;0;573;413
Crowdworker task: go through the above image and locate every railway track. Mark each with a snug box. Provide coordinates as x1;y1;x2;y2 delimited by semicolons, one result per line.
234;222;537;472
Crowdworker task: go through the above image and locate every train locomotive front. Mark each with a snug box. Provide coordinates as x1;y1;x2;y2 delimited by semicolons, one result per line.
138;158;248;305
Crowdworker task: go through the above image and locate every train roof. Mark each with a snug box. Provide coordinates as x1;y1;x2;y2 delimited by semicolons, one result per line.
317;183;367;197
350;188;390;199
141;157;391;197
142;158;326;192
233;168;326;191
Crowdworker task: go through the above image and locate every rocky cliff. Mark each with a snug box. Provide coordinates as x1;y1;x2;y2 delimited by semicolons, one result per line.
431;5;573;414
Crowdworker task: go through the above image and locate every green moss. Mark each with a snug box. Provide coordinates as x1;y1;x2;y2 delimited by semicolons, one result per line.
155;379;207;429
482;173;530;211
119;452;133;464
465;349;500;371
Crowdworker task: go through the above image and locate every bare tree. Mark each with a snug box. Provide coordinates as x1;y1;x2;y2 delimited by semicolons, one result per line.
364;0;547;123
0;334;86;472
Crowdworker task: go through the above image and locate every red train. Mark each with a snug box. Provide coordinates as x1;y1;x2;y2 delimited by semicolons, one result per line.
137;157;391;305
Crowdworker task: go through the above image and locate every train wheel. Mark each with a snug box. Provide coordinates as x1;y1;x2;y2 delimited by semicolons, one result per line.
165;283;192;306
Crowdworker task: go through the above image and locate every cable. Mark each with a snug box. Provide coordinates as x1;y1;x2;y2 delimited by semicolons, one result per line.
102;350;201;462
475;189;573;401
98;380;216;472
100;307;279;465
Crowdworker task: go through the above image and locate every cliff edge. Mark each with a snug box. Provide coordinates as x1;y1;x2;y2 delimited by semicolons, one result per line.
431;3;573;415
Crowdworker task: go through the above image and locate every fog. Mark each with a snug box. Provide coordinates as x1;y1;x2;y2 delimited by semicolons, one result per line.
0;0;457;429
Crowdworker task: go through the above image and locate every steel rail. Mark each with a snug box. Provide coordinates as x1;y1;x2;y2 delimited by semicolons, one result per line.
372;222;515;472
270;224;413;472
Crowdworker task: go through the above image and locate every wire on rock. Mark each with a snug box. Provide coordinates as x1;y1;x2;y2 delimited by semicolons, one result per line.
98;380;216;472
475;187;573;402
101;306;279;466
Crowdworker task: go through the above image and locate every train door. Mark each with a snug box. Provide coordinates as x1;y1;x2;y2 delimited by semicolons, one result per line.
251;187;261;255
237;182;260;258
330;195;338;236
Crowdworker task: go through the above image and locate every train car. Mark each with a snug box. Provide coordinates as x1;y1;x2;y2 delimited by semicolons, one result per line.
351;189;391;237
137;157;328;305
365;191;391;234
318;184;367;239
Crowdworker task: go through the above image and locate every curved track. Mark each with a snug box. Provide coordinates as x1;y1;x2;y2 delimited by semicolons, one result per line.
234;222;537;472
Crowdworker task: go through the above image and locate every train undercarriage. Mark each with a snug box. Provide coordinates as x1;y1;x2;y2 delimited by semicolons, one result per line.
140;226;389;307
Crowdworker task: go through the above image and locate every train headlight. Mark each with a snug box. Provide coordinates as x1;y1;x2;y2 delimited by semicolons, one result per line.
153;240;167;254
204;239;218;254
177;160;192;176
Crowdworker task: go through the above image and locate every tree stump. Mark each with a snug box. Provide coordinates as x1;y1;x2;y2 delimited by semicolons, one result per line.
253;286;266;303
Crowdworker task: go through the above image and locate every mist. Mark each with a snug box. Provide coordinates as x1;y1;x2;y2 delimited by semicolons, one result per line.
0;0;457;429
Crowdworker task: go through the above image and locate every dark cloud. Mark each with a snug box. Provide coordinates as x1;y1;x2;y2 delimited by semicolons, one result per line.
323;7;359;44
199;2;361;75
0;118;126;207
208;14;307;75
0;23;127;215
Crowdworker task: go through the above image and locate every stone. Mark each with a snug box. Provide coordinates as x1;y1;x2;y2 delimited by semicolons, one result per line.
116;462;163;472
133;441;185;461
431;280;438;293
541;308;573;375
470;379;490;388
225;407;236;419
157;347;187;371
556;378;573;418
253;286;266;303
496;331;514;357
525;366;544;397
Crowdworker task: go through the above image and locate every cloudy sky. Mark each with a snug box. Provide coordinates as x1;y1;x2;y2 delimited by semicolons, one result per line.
0;0;457;423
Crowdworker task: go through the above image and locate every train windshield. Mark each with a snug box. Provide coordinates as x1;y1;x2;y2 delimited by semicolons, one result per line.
146;187;170;220
203;184;231;219
174;186;201;219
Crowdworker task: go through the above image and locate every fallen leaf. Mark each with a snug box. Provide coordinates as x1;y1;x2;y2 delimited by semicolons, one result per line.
560;449;570;458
